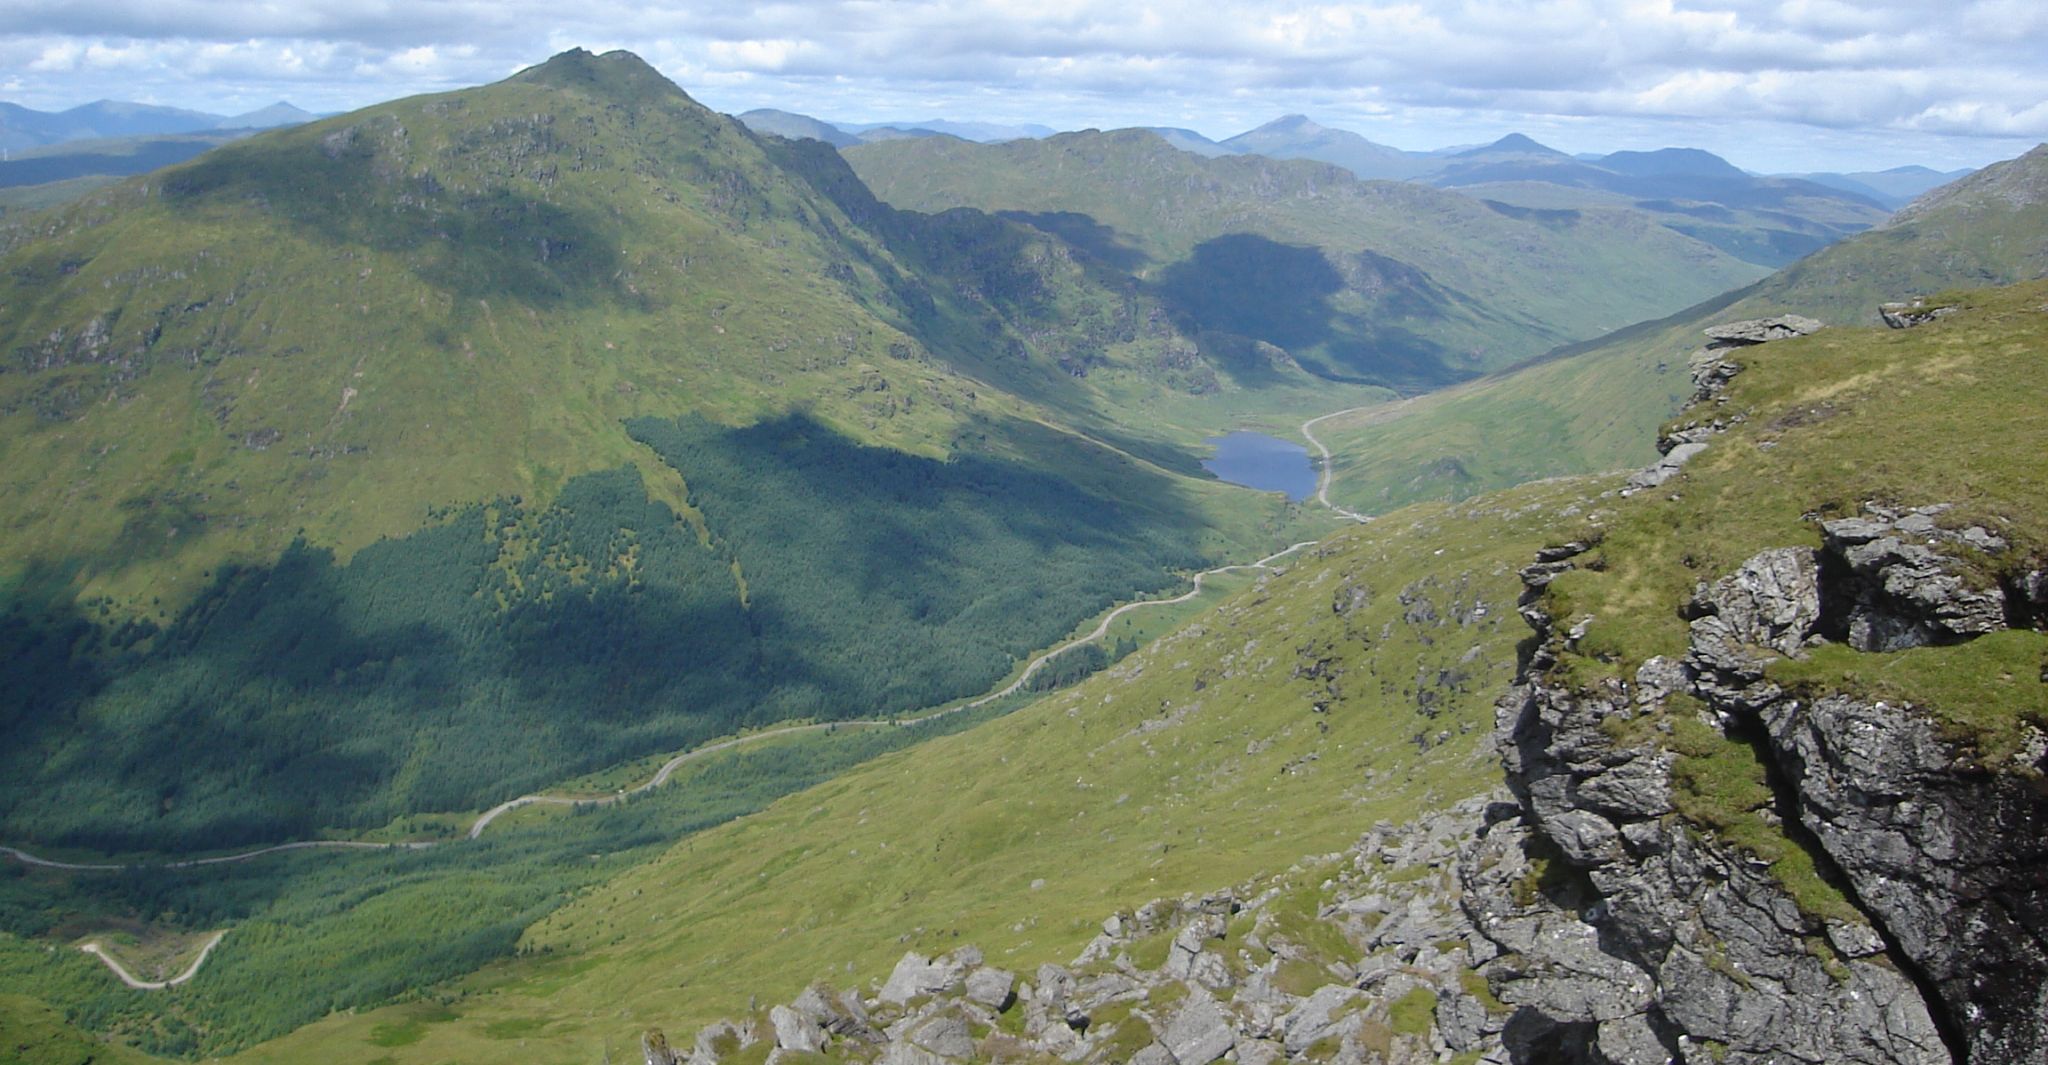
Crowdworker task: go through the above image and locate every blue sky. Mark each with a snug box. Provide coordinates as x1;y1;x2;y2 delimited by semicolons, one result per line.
3;0;2043;172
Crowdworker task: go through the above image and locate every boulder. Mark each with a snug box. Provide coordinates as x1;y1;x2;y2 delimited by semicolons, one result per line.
963;967;1015;1009
1159;995;1235;1065
769;1005;825;1054
905;1014;975;1059
1701;315;1823;345
879;952;966;1006
1879;300;1959;329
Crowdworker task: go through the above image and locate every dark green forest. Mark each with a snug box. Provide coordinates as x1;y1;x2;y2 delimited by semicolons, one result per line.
0;414;1207;852
0;700;1014;1057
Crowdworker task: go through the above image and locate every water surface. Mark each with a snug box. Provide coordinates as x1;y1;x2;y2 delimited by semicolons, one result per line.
1202;431;1316;502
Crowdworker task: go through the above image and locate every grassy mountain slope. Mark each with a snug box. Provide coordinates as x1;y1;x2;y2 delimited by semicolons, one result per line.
0;49;1322;851
844;129;1767;386
219;475;1597;1064
1312;143;2048;513
229;278;2048;1065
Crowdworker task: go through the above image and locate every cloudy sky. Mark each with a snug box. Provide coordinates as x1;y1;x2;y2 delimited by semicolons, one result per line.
3;0;2043;172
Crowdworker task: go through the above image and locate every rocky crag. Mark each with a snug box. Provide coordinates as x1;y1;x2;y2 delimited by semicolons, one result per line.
1477;310;2048;1063
643;795;1524;1065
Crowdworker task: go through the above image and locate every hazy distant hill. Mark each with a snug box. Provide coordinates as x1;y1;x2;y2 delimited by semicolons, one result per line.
1417;133;1890;266
736;107;860;147
847;127;1768;386
0;98;313;152
1787;164;1977;208
0;130;252;189
1218;114;1432;179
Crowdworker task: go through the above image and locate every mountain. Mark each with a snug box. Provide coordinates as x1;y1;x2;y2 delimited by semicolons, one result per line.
1422;138;1889;268
0;49;1326;854
0;130;253;189
839;118;1055;142
0;99;260;151
735;107;859;147
844;128;1768;387
1452;131;1570;159
1142;126;1231;157
1790;163;1976;208
1309;141;2048;513
1595;145;1751;181
45;279;2039;1065
1218;114;1430;179
215;101;320;130
0;57;2040;1063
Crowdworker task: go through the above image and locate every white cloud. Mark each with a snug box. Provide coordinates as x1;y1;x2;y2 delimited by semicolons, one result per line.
0;0;2040;169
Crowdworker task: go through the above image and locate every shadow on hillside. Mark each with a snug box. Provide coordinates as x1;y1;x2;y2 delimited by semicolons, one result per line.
161;124;625;309
996;211;1150;273
1156;234;1470;389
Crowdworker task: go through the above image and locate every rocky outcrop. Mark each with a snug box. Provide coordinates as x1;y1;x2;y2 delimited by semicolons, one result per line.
660;799;1525;1064
1631;314;1822;494
1483;497;2048;1063
1879;300;1960;330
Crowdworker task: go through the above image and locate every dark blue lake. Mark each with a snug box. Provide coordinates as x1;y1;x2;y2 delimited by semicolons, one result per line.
1202;431;1316;501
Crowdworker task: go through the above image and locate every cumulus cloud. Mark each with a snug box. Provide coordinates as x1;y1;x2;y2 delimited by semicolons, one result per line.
0;0;2041;168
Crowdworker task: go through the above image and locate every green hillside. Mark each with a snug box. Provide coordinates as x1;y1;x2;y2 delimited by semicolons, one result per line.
0;50;1343;852
209;474;1595;1065
1312;143;2048;513
210;278;2048;1065
843;130;1768;387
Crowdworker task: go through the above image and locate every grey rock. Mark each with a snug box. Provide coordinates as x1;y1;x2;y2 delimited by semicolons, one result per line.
1232;1039;1286;1065
1593;1013;1670;1065
693;1020;753;1063
1879;300;1959;329
769;1005;825;1053
1162;913;1225;980
1821;509;2009;650
642;1028;680;1065
963;967;1014;1009
879;952;965;1005
1702;315;1823;344
1545;809;1623;867
1159;995;1235;1065
1435;992;1490;1053
905;1014;974;1059
1825;920;1886;959
880;1041;948;1065
1690;547;1822;656
1623;442;1708;492
1129;1044;1176;1065
1762;692;2048;1063
1281;985;1358;1053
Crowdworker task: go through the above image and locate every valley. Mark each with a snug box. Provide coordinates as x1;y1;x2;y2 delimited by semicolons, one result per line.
0;40;2043;1065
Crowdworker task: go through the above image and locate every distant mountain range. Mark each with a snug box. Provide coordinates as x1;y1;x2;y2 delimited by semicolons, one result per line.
739;108;1964;267
0;99;318;152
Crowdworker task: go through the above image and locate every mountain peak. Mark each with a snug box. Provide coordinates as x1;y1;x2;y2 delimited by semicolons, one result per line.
1253;114;1326;136
1467;132;1564;157
512;48;690;105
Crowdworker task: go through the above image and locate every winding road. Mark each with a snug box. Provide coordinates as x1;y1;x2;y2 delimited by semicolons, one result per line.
11;399;1382;991
1300;404;1381;524
80;931;228;990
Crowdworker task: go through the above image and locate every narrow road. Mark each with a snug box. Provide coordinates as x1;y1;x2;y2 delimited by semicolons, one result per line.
9;401;1377;991
80;931;227;990
467;539;1319;839
1300;403;1391;524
